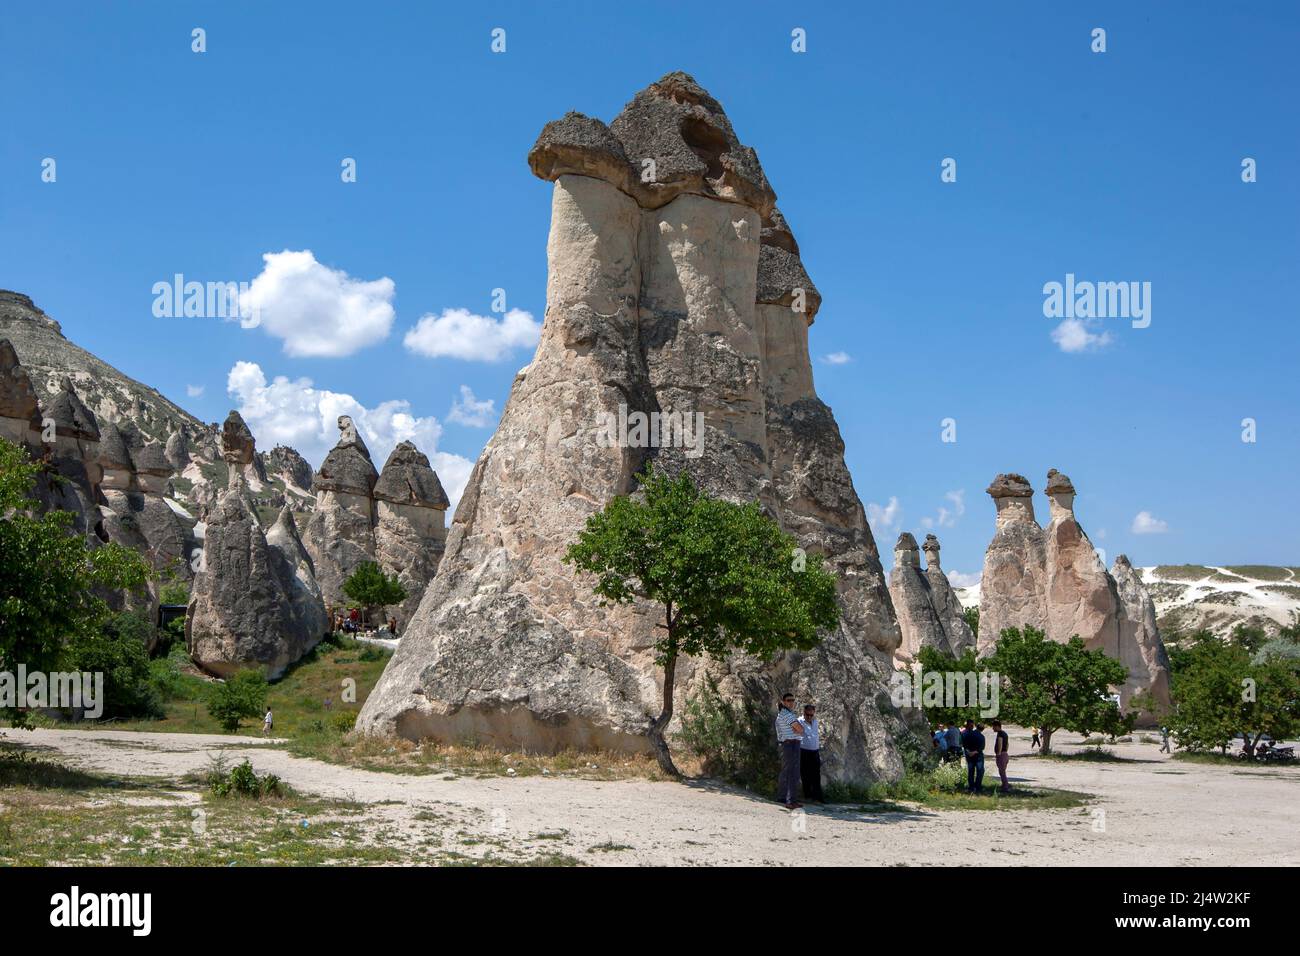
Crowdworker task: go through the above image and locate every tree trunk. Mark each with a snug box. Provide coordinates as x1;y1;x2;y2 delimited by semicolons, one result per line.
1041;728;1054;755
649;650;680;778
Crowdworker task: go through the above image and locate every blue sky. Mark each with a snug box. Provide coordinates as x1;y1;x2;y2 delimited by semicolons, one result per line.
2;1;1296;581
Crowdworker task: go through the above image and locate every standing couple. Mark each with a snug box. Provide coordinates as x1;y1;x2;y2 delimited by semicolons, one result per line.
775;692;823;810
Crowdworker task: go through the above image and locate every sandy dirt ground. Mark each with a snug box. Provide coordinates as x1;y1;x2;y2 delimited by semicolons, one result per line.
7;726;1299;866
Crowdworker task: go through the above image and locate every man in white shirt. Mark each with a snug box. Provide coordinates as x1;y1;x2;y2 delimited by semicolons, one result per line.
799;703;824;803
774;693;804;809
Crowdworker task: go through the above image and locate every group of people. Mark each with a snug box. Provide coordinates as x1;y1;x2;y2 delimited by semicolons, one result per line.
331;608;399;637
775;693;823;809
932;719;1012;793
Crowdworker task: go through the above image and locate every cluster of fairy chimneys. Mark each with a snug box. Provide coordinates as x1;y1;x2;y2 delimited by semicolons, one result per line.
0;337;176;501
888;531;975;661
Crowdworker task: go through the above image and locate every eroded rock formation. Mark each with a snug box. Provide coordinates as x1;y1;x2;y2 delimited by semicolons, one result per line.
358;72;913;785
977;470;1171;721
302;418;448;621
889;533;950;661
186;412;327;677
923;534;976;656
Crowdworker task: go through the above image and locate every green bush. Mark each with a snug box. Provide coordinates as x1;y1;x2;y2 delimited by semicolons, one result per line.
331;711;357;733
206;670;268;733
679;674;779;794
63;610;163;719
207;756;282;798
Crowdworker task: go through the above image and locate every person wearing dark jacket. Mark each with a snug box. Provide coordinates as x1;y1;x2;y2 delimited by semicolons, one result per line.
991;719;1011;792
960;719;986;793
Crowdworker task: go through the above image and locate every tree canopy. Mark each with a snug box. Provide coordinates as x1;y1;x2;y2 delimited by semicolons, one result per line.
0;438;150;726
563;464;839;775
985;626;1134;752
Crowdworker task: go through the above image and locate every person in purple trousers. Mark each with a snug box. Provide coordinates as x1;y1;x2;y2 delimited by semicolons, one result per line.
991;719;1011;792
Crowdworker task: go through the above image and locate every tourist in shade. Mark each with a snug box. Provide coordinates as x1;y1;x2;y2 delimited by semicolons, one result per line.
799;703;824;803
775;693;804;810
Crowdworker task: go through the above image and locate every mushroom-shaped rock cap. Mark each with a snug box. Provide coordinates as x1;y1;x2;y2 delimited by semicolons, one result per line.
756;243;822;322
315;444;378;496
894;531;920;552
922;533;941;553
0;339;41;426
986;473;1034;499
221;411;256;465
374;440;449;509
46;377;100;442
97;422;134;471
131;440;171;476
1045;468;1076;496
530;71;776;218
528;111;633;193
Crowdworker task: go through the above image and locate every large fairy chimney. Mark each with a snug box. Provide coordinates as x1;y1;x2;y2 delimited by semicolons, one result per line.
358;72;913;785
978;473;1049;654
923;534;976;656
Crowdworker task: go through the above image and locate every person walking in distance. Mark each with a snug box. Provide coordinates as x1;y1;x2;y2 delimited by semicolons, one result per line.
799;703;824;804
991;719;1011;792
775;693;805;810
262;707;273;737
1159;726;1172;753
1030;726;1041;749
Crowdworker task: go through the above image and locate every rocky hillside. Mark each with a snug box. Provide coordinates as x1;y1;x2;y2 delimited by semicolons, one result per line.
957;565;1300;639
0;290;207;446
1140;565;1300;638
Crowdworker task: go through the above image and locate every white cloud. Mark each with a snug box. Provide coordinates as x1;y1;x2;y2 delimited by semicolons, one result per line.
920;489;966;529
867;496;902;534
947;570;981;588
186;384;205;398
226;361;475;510
240;250;395;358
447;385;496;428
1051;317;1113;353
403;307;540;362
821;351;852;365
1131;511;1169;535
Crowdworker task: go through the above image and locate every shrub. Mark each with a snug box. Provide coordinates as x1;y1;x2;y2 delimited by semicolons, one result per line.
207;756;282;798
63;610;163;719
679;674;779;794
206;670;268;733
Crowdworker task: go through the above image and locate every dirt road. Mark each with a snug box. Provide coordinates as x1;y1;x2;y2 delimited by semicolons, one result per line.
7;727;1298;866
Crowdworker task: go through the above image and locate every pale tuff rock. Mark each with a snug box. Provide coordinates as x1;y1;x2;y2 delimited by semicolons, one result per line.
263;444;314;493
923;534;976;655
302;421;448;620
220;410;267;490
164;430;189;472
978;473;1049;656
265;506;330;645
976;470;1171;721
303;417;381;608
374;441;449;622
187;433;327;678
1111;555;1172;721
359;73;910;785
0;338;42;445
889;533;951;661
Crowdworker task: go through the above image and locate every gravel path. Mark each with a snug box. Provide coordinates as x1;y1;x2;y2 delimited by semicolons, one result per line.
7;727;1298;866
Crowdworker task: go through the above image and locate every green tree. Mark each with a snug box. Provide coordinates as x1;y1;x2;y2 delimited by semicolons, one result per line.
962;605;979;641
563;464;840;776
206;669;268;734
64;610;163;719
914;644;987;727
1167;633;1300;756
342;562;407;625
0;438;150;726
986;627;1135;753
